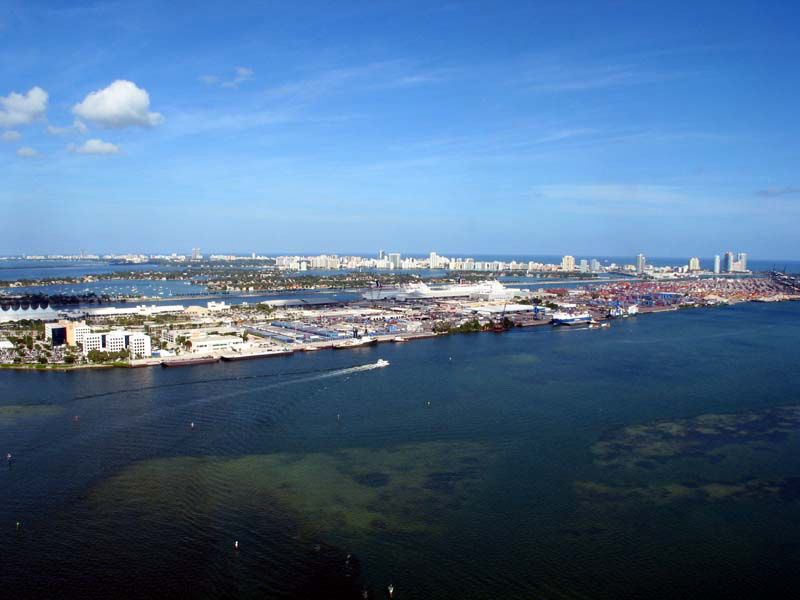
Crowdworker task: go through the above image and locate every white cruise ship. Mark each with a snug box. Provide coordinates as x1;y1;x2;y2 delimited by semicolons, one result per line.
362;280;523;301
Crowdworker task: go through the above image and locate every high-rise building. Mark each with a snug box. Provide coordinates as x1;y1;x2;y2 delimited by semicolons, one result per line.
429;252;439;269
191;248;201;261
579;259;589;272
636;253;646;274
590;258;600;272
724;251;734;273
378;250;386;260
737;252;748;272
561;255;575;271
688;257;700;271
388;253;401;269
713;255;721;274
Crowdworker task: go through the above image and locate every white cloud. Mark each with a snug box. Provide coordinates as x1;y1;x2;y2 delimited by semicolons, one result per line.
46;119;88;136
72;80;164;128
16;146;38;158
1;130;21;142
0;86;48;127
198;67;254;89
222;66;254;88
68;138;121;155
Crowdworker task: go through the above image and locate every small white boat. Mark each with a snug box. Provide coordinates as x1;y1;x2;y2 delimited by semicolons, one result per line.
392;336;407;343
376;359;390;368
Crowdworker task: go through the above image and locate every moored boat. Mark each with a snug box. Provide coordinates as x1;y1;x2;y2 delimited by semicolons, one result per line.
332;336;377;349
161;356;220;367
220;349;293;361
551;311;593;326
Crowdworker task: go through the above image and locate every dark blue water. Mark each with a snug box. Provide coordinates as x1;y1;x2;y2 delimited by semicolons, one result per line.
2;302;800;598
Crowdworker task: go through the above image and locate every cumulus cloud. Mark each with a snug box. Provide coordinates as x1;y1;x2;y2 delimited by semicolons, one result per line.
16;146;38;158
0;86;48;127
68;138;121;155
46;119;88;136
1;130;21;142
72;80;164;128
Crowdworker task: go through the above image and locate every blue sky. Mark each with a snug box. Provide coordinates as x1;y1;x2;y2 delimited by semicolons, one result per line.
1;1;799;259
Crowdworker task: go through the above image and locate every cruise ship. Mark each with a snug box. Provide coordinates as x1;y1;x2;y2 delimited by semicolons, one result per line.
362;280;523;301
551;311;593;326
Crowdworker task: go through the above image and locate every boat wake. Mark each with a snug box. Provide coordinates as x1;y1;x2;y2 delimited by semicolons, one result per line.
68;361;389;404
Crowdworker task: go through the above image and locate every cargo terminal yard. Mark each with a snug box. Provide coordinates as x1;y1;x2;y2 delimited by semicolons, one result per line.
1;271;798;369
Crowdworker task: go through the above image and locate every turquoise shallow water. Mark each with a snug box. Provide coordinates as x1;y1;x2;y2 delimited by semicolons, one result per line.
2;302;800;598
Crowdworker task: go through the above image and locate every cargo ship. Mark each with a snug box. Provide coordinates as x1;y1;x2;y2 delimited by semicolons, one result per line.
551;311;593;326
332;336;378;349
161;356;220;367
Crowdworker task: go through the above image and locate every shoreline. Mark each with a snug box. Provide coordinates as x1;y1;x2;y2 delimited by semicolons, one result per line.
0;299;787;373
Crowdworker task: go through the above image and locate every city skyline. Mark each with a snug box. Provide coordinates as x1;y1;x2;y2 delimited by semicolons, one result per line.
2;2;800;258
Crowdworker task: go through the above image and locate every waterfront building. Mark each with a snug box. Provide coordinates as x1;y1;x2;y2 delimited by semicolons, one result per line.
590;259;600;272
561;255;575;271
191;248;201;261
189;335;244;353
44;320;92;347
44;323;67;346
724;251;734;272
636;253;646;274
714;255;721;274
737;252;748;272
81;331;152;358
689;257;700;271
388;253;402;269
579;259;589;272
429;252;439;269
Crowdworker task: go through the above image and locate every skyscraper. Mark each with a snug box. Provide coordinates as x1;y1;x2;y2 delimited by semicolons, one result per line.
737;252;748;272
191;247;201;261
429;252;439;269
724;251;734;273
636;253;646;274
590;258;600;272
561;255;575;271
689;257;700;271
388;253;401;269
713;255;721;274
378;250;386;260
